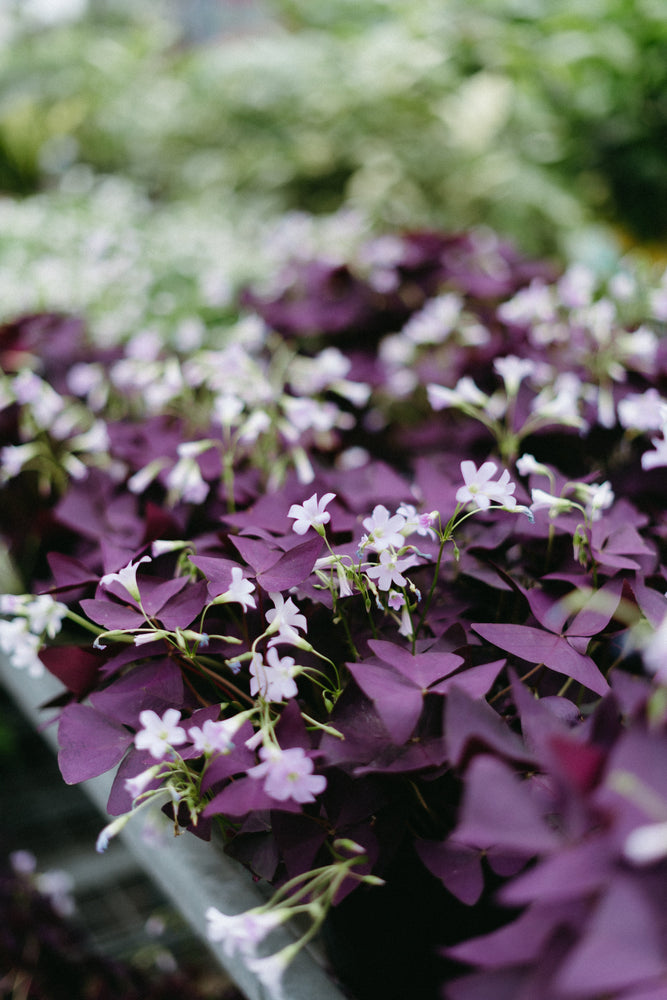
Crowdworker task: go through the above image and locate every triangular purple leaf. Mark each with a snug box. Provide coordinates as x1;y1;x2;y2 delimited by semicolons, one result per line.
346;658;423;745
58;704;133;784
453;755;561;854
257;535;324;592
472;622;609;695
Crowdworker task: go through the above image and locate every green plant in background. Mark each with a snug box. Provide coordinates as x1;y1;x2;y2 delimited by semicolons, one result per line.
0;0;665;259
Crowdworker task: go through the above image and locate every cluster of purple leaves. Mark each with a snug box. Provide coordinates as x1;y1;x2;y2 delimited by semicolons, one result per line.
3;228;667;999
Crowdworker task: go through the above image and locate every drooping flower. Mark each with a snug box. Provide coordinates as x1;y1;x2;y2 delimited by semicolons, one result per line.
246;950;291;1000
206;905;287;958
249;648;299;702
288;491;336;535
530;488;576;517
134;709;187;760
216;566;256;611
265;593;307;645
516;453;547;477
100;555;151;602
124;765;162;801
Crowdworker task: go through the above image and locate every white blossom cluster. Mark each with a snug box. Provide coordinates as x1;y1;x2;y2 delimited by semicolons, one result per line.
0;593;68;676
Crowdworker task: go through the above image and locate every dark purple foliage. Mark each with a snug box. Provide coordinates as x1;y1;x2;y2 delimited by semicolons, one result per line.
5;225;667;1000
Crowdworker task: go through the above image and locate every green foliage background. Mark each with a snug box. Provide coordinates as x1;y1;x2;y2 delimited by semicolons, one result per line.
0;0;665;257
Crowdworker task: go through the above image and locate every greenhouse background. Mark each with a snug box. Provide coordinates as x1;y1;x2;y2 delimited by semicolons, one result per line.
1;0;667;997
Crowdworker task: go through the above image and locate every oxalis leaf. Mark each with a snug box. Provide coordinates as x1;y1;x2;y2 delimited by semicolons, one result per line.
472;623;609;696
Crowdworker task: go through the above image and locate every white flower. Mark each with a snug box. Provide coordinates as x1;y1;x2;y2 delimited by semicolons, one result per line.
238;409;271;444
649;284;667;322
95;813;130;854
127;459;168;495
134;709;187;760
624;821;667;866
365;550;418;592
493;355;536;396
530;372;586;427
642;612;667;682
497;279;556;325
641;433;667;471
618;389;666;433
608;271;636;301
12;371;64;427
213;393;244;427
387;590;406;611
189;718;237;755
24;594;68;639
0;620;43;676
396;503;438;539
334;559;354;598
456;461;517;511
206;906;286;958
580;481;614;520
247;951;291;1000
249;648;299;702
216;566;256;611
265;593;307;646
165;457;209;505
516;453;546;477
288;492;336;535
100;555;151;602
557;263;596;309
0;443;38;482
427;375;487;412
402;292;463;345
362;505;406;552
530;488;575;517
124;765;161;801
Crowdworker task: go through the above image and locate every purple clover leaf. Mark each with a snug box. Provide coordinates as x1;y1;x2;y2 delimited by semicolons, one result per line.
472;621;610;696
57;704;133;784
452;754;562;856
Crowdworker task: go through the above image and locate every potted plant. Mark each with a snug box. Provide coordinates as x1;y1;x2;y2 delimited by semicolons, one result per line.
2;225;667;1000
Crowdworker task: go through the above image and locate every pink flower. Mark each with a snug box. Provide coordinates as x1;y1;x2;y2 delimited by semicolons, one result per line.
189;718;237;755
248;745;326;803
362;505;406;552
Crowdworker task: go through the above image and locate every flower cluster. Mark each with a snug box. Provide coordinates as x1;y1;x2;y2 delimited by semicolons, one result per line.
3;227;667;999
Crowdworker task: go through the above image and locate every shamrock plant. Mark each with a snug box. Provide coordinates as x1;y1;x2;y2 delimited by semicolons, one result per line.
3;225;667;1000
